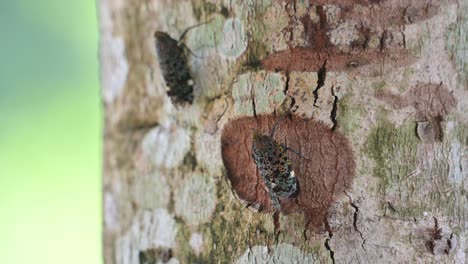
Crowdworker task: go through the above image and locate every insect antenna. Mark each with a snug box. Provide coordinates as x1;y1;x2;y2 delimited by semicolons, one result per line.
270;113;309;160
177;19;214;58
270;112;292;138
280;143;309;160
178;19;214;45
179;42;202;58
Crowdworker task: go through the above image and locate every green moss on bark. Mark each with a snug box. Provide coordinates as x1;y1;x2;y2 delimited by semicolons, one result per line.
364;113;466;220
445;1;468;89
454;123;468;146
171;180;273;263
174;223;207;264
192;0;219;21
202;190;273;263
364;114;419;214
337;93;365;136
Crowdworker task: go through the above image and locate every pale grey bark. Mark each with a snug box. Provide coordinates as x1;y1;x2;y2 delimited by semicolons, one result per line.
100;0;468;263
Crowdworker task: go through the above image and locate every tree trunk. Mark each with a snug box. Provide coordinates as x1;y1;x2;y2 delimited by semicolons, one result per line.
100;0;467;263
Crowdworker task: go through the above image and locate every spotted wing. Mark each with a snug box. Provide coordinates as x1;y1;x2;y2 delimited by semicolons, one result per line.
269;141;298;198
252;135;298;199
154;32;194;104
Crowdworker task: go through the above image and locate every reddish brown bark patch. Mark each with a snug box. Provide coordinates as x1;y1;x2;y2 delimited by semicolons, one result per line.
261;0;442;73
261;48;415;73
408;84;457;118
376;83;457;118
221;115;355;231
329;0;439;27
300;0;439;26
376;83;457;142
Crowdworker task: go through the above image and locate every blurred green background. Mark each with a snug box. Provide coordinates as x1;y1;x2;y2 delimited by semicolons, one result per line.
0;1;101;263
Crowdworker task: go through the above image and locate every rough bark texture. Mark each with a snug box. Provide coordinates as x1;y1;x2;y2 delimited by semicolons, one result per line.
100;0;468;263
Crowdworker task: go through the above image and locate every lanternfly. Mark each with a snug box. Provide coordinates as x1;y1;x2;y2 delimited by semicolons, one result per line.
154;30;193;104
154;23;206;104
251;116;304;211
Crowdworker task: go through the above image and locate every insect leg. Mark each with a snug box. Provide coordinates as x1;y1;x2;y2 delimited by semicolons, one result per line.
269;192;281;211
281;143;309;160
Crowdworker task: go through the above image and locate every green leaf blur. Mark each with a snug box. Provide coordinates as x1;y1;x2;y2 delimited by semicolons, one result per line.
0;1;101;263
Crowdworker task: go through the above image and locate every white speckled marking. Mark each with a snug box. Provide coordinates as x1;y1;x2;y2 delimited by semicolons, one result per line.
232;71;286;116
174;174;216;226
448;141;468;188
236;243;319;263
189;233;204;254
324;5;341;26
115;209;177;264
99;1;129;104
164;259;180;264
190;48;229;99
145;209;176;248
132;172;171;210
104;192;119;232
195;131;223;174
115;232;135;264
218;18;247;58
329;22;359;46
455;233;466;263
142;125;191;168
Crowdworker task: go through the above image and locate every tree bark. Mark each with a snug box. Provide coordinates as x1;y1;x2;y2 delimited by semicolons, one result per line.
100;0;467;263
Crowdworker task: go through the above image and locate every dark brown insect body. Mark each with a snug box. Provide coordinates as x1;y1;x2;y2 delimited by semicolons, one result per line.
251;120;299;211
154;31;194;104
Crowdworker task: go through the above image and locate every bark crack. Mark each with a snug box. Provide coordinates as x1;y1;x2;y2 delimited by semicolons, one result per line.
445;233;454;255
426;217;454;255
379;30;389;52
346;194;366;250
427;217;440;254
401;30;407;49
283;0;298;49
251;83;257;117
330;85;338;131
313;60;327;107
324;232;335;264
273;211;281;233
283;71;297;112
350;201;366;250
324;220;335;264
215;98;230;123
122;122;159;132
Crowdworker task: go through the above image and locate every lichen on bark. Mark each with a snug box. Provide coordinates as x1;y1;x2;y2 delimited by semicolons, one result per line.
101;0;468;263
